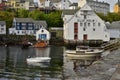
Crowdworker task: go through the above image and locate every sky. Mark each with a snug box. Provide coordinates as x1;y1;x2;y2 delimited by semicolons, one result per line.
34;0;117;12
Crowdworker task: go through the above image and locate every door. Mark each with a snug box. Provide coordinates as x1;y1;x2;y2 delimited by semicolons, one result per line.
83;34;87;40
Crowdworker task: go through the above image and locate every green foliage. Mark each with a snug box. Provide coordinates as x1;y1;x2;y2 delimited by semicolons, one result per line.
17;9;29;18
0;11;14;32
28;10;45;20
45;11;63;27
96;12;120;23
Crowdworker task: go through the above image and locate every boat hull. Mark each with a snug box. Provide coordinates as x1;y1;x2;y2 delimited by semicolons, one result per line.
66;53;101;59
27;57;51;63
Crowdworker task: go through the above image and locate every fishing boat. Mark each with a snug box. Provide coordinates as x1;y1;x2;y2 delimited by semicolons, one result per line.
65;46;104;59
26;57;51;63
34;39;48;48
76;46;89;52
21;37;32;49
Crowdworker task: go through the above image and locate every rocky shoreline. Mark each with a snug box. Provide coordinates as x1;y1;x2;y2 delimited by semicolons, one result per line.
63;48;120;80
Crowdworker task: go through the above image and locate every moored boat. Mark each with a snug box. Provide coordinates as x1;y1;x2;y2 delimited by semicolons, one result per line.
21;37;32;49
34;39;48;48
65;46;104;59
27;57;51;63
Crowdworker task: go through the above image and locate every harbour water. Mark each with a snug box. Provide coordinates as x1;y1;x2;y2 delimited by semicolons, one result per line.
0;45;120;80
0;45;63;80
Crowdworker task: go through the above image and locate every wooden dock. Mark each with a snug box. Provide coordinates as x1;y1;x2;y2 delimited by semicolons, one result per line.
102;39;120;50
110;64;120;80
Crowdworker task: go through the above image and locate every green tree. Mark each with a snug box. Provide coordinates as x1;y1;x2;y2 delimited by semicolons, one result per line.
17;9;29;18
28;10;45;20
45;11;63;27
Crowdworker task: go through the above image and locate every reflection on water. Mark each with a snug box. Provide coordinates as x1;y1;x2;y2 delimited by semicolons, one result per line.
0;45;63;80
64;48;102;72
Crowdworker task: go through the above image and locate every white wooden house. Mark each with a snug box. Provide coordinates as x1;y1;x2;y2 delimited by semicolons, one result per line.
36;27;50;44
106;21;120;39
62;3;110;43
9;18;47;36
39;0;71;10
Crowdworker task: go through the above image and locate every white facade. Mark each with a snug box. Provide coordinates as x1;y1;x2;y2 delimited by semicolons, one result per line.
0;21;6;34
63;4;110;42
45;0;51;7
106;21;120;39
59;0;71;10
78;0;110;15
38;0;71;10
36;28;50;41
108;29;120;38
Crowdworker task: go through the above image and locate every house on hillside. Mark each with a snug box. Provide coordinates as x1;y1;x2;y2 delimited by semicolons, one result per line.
5;0;37;11
0;21;6;34
38;0;71;10
106;21;120;39
62;3;110;44
9;18;47;35
78;0;110;15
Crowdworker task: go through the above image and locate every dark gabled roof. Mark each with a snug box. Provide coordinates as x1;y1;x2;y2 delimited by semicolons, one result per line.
62;9;78;16
106;21;120;29
69;3;78;7
0;21;6;25
109;21;120;29
50;0;60;3
34;20;47;27
14;18;34;23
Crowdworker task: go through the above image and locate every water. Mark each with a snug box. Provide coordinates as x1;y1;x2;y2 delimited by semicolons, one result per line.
0;45;120;80
0;45;63;80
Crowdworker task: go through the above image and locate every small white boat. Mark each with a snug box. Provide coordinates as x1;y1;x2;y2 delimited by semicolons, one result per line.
65;46;104;59
26;57;51;63
27;62;50;67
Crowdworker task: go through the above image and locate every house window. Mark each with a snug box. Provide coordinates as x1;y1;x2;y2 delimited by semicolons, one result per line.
28;27;33;30
93;23;95;26
88;23;90;26
93;28;95;31
74;23;78;33
74;34;78;40
80;23;82;26
41;30;44;32
83;28;86;31
84;22;86;27
98;23;100;26
1;24;4;27
1;28;4;30
22;26;26;30
83;34;87;40
21;23;26;26
105;35;107;37
16;26;20;30
74;23;78;28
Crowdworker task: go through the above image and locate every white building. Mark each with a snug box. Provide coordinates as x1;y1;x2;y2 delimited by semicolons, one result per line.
0;21;6;34
78;0;110;15
36;27;50;44
62;3;110;43
39;0;71;10
9;18;47;36
59;0;71;10
106;21;120;39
